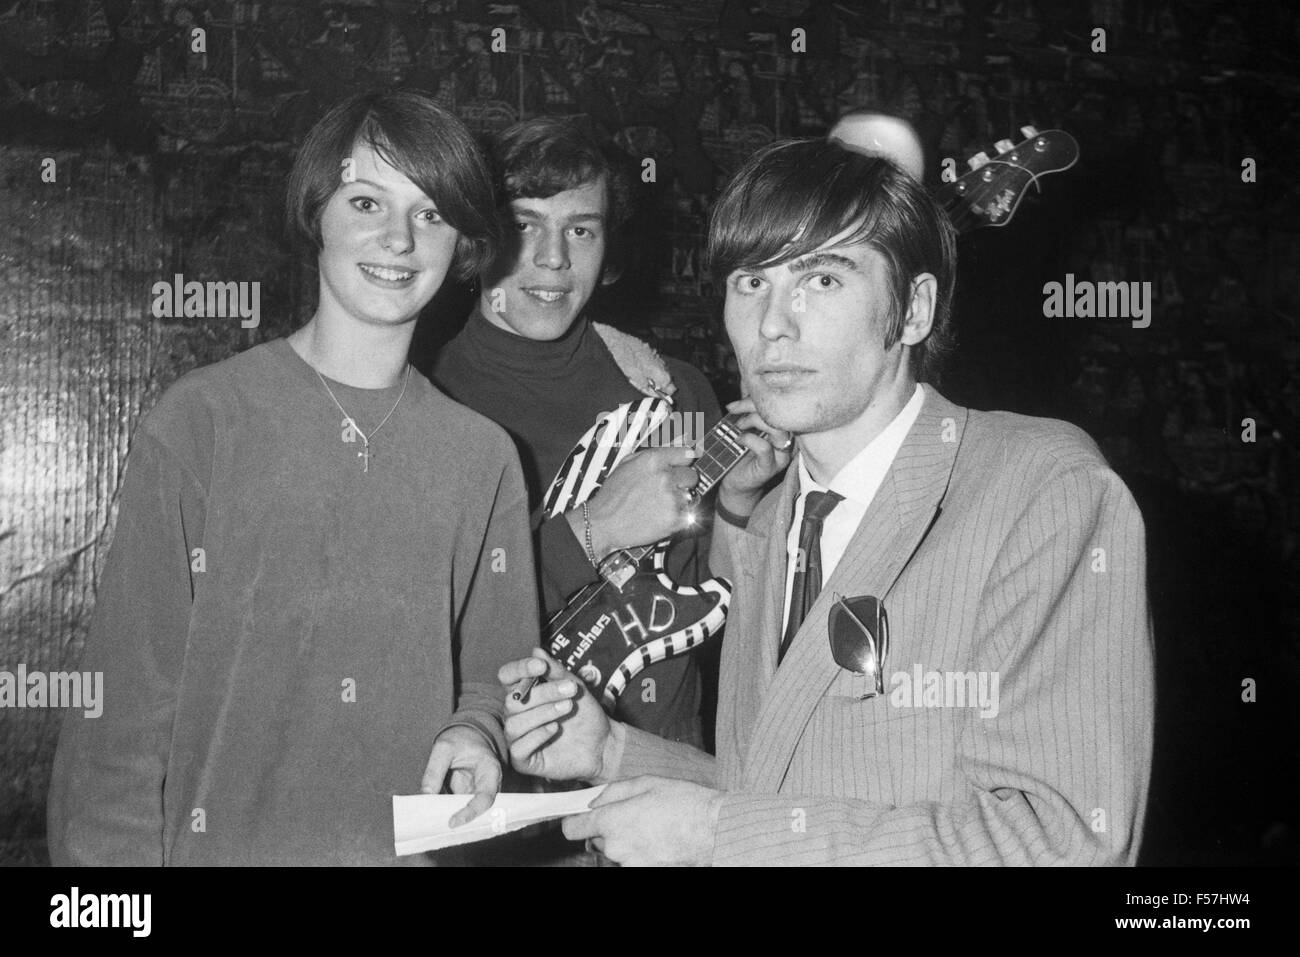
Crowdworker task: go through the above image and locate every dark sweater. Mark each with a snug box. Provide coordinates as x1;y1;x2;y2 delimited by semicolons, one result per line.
48;338;540;865
432;310;721;744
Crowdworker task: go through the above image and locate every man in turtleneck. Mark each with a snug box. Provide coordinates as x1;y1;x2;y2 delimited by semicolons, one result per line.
432;117;722;750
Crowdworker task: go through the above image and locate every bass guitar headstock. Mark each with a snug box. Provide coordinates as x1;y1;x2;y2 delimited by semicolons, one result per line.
937;126;1080;234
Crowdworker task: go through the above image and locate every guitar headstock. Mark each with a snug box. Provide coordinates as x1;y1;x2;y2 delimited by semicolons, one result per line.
936;127;1080;234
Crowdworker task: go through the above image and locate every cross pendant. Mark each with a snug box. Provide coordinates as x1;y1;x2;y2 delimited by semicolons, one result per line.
358;445;370;473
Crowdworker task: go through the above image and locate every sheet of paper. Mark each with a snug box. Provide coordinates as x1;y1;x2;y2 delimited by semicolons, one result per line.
393;785;606;855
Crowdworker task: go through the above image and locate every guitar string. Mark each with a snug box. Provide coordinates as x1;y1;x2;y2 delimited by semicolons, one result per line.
951;157;1048;230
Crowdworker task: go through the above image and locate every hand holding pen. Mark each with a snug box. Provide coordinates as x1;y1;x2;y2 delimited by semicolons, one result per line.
499;648;613;783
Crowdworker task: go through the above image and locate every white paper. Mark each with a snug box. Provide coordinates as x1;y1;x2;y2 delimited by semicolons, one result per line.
392;786;606;855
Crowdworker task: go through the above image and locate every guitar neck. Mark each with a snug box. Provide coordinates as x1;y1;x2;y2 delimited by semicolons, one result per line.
618;411;751;565
692;411;751;495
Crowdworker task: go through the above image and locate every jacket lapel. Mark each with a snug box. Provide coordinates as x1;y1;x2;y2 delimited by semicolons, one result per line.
722;468;801;770
744;386;969;792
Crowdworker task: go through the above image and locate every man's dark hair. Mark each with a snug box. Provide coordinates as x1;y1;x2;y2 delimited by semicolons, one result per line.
486;117;635;273
706;138;957;382
285;90;499;282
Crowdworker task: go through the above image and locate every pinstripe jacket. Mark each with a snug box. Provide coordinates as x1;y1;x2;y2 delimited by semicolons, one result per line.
613;384;1155;865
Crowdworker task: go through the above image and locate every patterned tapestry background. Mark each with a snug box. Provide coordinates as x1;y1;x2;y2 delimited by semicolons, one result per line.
1;0;1297;865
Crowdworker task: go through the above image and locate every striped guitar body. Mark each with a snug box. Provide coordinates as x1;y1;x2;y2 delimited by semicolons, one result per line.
541;397;750;711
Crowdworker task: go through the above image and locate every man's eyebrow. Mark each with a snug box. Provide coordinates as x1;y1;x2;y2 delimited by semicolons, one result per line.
508;208;604;224
786;252;859;273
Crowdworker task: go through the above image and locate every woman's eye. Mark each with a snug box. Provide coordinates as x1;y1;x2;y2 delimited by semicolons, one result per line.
418;209;443;223
350;197;377;212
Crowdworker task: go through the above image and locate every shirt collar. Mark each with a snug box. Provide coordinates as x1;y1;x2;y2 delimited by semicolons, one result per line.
796;383;926;505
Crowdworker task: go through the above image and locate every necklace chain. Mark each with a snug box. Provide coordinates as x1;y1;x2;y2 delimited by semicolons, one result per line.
313;364;411;473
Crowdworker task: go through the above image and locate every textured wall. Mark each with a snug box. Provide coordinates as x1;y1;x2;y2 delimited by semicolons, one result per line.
0;141;306;863
1;0;1297;866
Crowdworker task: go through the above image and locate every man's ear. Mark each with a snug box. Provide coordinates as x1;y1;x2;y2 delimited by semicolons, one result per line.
899;273;937;347
599;263;623;287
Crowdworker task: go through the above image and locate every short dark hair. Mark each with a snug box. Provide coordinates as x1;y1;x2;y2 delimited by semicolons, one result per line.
706;139;957;382
487;116;634;234
285;90;499;282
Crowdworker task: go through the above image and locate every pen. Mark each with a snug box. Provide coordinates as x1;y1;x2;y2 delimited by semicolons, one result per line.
512;673;544;704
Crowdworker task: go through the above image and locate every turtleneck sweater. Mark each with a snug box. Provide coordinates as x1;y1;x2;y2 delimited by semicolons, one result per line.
432;308;721;745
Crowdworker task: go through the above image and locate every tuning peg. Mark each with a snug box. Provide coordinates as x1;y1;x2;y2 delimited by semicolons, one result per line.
1020;125;1038;139
995;138;1014;153
968;151;989;170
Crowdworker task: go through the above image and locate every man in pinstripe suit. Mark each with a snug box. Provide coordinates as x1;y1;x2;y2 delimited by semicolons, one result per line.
499;139;1155;866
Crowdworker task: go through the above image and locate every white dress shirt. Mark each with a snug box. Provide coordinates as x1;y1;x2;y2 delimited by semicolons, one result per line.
781;384;925;636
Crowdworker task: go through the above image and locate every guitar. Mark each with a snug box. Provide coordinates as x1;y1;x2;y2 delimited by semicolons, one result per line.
541;398;750;710
830;113;1079;234
938;126;1079;233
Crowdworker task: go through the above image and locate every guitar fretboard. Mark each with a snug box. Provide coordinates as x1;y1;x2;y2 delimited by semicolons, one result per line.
692;412;750;495
618;411;752;565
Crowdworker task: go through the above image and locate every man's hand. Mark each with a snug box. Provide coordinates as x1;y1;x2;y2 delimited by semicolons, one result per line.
717;397;794;520
499;649;619;783
562;776;723;866
569;445;701;558
420;725;502;828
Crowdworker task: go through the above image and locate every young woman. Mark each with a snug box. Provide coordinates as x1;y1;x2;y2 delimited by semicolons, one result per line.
48;92;539;865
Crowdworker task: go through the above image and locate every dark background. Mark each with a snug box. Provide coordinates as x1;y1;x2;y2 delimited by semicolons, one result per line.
1;0;1296;866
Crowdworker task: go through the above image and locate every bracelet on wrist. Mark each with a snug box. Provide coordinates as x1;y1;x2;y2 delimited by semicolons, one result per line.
581;501;600;567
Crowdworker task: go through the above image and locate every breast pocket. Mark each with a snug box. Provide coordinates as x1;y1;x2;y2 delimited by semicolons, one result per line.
824;668;890;705
794;694;957;804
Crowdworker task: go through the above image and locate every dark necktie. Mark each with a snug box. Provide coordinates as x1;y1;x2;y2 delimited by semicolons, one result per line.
780;489;844;662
